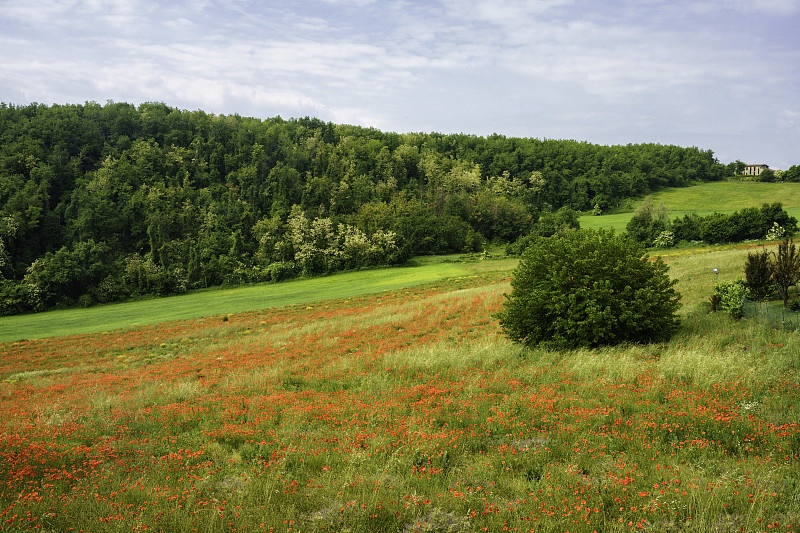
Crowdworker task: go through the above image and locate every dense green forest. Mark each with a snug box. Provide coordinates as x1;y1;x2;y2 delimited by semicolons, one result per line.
0;101;728;314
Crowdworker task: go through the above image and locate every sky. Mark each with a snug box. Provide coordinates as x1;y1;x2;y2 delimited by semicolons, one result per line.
1;0;799;169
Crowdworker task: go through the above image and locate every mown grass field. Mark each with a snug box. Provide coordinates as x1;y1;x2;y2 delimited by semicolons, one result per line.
0;260;515;343
580;181;800;233
1;244;799;532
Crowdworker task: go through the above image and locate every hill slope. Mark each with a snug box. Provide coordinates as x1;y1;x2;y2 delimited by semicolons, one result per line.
1;101;722;314
1;245;798;532
580;181;800;232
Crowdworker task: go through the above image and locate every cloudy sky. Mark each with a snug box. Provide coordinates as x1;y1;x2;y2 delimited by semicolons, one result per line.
2;0;799;168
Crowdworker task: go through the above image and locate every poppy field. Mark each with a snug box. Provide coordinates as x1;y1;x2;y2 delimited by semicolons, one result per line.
1;263;799;532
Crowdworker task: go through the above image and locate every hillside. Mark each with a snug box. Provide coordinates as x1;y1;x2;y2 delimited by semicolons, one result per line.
0;239;776;343
1;245;798;532
1;101;724;314
580;181;800;233
0;260;517;342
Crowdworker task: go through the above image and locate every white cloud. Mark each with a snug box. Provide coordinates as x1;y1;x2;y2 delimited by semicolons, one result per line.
320;0;376;5
618;0;799;17
444;0;576;23
726;0;799;14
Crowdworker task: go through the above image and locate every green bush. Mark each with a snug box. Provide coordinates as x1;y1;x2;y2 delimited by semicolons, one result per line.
765;222;786;241
670;213;703;242
743;248;772;301
625;198;669;247
771;237;800;307
711;280;746;319
728;206;765;241
121;254;187;296
0;280;31;316
498;228;681;349
758;168;776;182
700;213;734;244
653;229;675;248
661;203;797;246
267;261;297;282
21;240;116;309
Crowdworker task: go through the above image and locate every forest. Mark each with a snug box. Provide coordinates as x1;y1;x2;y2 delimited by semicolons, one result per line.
0;101;730;314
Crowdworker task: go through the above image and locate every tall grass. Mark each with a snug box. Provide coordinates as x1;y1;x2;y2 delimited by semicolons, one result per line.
1;245;798;532
655;242;779;313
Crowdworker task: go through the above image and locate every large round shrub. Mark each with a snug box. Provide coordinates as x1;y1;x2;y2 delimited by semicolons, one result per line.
498;228;681;349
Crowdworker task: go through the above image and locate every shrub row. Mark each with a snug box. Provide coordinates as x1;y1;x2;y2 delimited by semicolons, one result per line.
626;201;797;247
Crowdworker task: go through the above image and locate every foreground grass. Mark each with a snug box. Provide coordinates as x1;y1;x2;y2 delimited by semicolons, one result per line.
1;248;799;532
580;181;800;232
0;261;513;343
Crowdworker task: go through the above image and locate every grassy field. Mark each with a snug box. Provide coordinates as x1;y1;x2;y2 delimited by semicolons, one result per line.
655;242;780;313
1;244;798;532
580;181;800;232
0;260;515;343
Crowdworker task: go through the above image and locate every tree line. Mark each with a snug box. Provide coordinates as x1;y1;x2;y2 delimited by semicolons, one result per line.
0;101;726;314
625;199;798;248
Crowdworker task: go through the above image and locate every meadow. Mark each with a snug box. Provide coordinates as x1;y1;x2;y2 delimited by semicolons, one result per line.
0;261;517;343
1;243;799;532
579;181;800;232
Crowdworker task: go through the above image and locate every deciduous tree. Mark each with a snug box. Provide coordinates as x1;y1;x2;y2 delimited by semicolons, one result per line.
770;238;800;307
498;228;681;349
743;248;772;301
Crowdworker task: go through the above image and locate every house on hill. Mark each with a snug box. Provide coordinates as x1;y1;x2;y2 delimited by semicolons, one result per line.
743;164;770;176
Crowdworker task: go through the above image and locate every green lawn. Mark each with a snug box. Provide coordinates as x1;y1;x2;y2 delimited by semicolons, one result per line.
578;212;633;232
648;180;800;211
0;261;513;342
580;181;800;232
